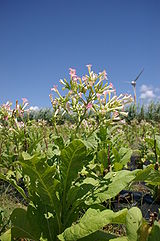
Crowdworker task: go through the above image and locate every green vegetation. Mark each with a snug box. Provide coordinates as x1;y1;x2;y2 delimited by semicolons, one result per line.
0;66;160;240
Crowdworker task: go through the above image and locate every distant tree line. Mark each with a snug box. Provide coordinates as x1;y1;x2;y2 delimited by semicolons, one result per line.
24;102;160;125
126;102;160;123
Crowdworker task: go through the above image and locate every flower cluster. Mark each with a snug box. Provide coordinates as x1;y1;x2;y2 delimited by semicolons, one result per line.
50;65;133;130
0;98;29;129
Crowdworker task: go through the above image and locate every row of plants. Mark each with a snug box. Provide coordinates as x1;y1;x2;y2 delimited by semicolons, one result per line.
0;65;160;240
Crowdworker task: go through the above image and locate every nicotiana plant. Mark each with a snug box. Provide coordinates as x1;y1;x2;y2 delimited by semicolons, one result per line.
49;65;133;135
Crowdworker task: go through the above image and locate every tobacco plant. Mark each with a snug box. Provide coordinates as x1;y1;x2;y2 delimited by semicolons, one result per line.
0;138;141;240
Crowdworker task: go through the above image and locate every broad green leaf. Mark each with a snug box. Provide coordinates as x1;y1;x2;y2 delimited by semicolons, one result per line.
135;165;160;185
10;204;59;241
20;152;61;234
86;170;138;205
11;208;40;241
126;207;142;241
148;221;160;241
20;153;60;209
0;229;11;241
60;139;87;194
58;208;127;241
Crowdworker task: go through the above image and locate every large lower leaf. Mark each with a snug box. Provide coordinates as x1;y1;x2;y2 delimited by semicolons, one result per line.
10;204;59;241
21;152;60;209
58;208;127;241
10;208;40;241
86;170;138;205
20;152;61;234
60;139;87;193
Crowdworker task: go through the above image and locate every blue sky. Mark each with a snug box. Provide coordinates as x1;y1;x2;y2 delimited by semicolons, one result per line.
0;0;160;108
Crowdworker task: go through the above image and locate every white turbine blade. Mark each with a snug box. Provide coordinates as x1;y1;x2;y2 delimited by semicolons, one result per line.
133;68;144;82
124;81;131;84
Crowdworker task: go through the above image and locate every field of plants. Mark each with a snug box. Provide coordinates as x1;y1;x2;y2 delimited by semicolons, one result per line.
0;66;160;241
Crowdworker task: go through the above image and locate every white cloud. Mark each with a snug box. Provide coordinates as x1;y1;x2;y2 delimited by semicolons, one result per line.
140;84;159;101
140;84;150;93
29;106;39;111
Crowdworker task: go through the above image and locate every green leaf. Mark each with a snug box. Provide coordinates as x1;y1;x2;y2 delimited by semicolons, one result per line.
135;165;160;185
79;230;116;241
0;229;11;241
83;132;99;150
11;208;40;241
110;237;128;241
60;139;87;194
20;153;62;234
10;204;59;241
20;153;60;209
148;221;160;241
0;173;27;201
119;147;132;166
126;207;142;241
58;208;127;241
98;149;108;169
86;170;138;205
112;147;120;163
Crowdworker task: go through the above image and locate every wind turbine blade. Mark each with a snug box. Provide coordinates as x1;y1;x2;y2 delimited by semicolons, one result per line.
133;68;144;82
124;81;131;84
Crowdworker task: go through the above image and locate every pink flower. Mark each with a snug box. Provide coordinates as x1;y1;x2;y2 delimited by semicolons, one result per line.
2;101;12;111
78;92;82;98
103;90;109;96
22;98;28;104
96;93;101;99
72;75;79;82
51;85;58;92
102;70;108;80
82;76;88;82
86;102;92;109
113;111;119;118
69;68;79;82
4;116;8;121
109;83;113;88
69;68;76;77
